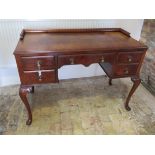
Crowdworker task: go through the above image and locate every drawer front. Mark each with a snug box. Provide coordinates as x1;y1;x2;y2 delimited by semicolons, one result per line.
21;70;56;85
114;64;138;77
58;53;114;68
21;56;56;71
117;52;143;64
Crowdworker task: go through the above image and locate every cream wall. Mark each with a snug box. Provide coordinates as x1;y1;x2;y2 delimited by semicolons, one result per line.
0;19;144;86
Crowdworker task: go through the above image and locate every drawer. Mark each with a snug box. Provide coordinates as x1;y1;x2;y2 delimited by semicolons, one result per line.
114;64;138;77
117;52;143;64
58;53;114;68
21;56;56;71
21;70;56;85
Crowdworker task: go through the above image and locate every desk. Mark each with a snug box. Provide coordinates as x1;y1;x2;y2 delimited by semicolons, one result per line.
14;28;148;125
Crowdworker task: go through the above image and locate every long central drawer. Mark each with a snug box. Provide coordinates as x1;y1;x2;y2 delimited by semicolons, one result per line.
58;53;115;68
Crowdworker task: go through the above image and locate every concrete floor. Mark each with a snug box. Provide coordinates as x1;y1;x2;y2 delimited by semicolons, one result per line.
0;76;155;135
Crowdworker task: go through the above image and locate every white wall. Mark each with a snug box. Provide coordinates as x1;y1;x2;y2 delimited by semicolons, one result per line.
0;19;144;86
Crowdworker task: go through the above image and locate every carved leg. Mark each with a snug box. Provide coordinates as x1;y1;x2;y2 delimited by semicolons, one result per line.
125;76;141;111
109;78;112;85
19;85;33;125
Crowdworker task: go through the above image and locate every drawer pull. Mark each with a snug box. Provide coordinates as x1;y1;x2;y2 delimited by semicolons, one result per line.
38;71;42;81
37;61;42;81
69;58;74;65
128;56;132;62
124;69;129;74
128;58;132;62
37;60;41;69
101;56;105;63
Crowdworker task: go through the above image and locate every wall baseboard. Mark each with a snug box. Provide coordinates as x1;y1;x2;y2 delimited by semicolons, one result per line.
0;66;20;87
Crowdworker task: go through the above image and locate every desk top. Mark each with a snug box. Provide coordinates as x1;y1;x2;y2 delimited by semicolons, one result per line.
14;28;147;54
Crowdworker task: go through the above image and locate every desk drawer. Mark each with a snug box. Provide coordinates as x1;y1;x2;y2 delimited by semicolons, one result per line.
21;56;56;71
117;52;143;64
114;64;138;77
58;53;114;68
22;70;56;84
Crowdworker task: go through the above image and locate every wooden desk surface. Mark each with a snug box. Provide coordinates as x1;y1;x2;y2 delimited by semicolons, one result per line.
14;28;147;54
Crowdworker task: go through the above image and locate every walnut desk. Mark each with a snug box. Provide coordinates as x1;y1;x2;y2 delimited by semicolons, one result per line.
13;28;148;125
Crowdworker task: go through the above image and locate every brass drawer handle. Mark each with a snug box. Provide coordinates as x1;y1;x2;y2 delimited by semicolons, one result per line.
101;56;105;63
38;71;42;81
37;60;42;81
37;60;42;69
69;58;74;65
124;69;129;74
128;58;132;62
128;56;132;62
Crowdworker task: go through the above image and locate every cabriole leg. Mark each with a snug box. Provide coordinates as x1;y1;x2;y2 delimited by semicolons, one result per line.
124;76;141;111
19;85;33;125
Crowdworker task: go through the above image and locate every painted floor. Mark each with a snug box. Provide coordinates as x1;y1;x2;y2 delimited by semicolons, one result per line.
0;76;155;134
